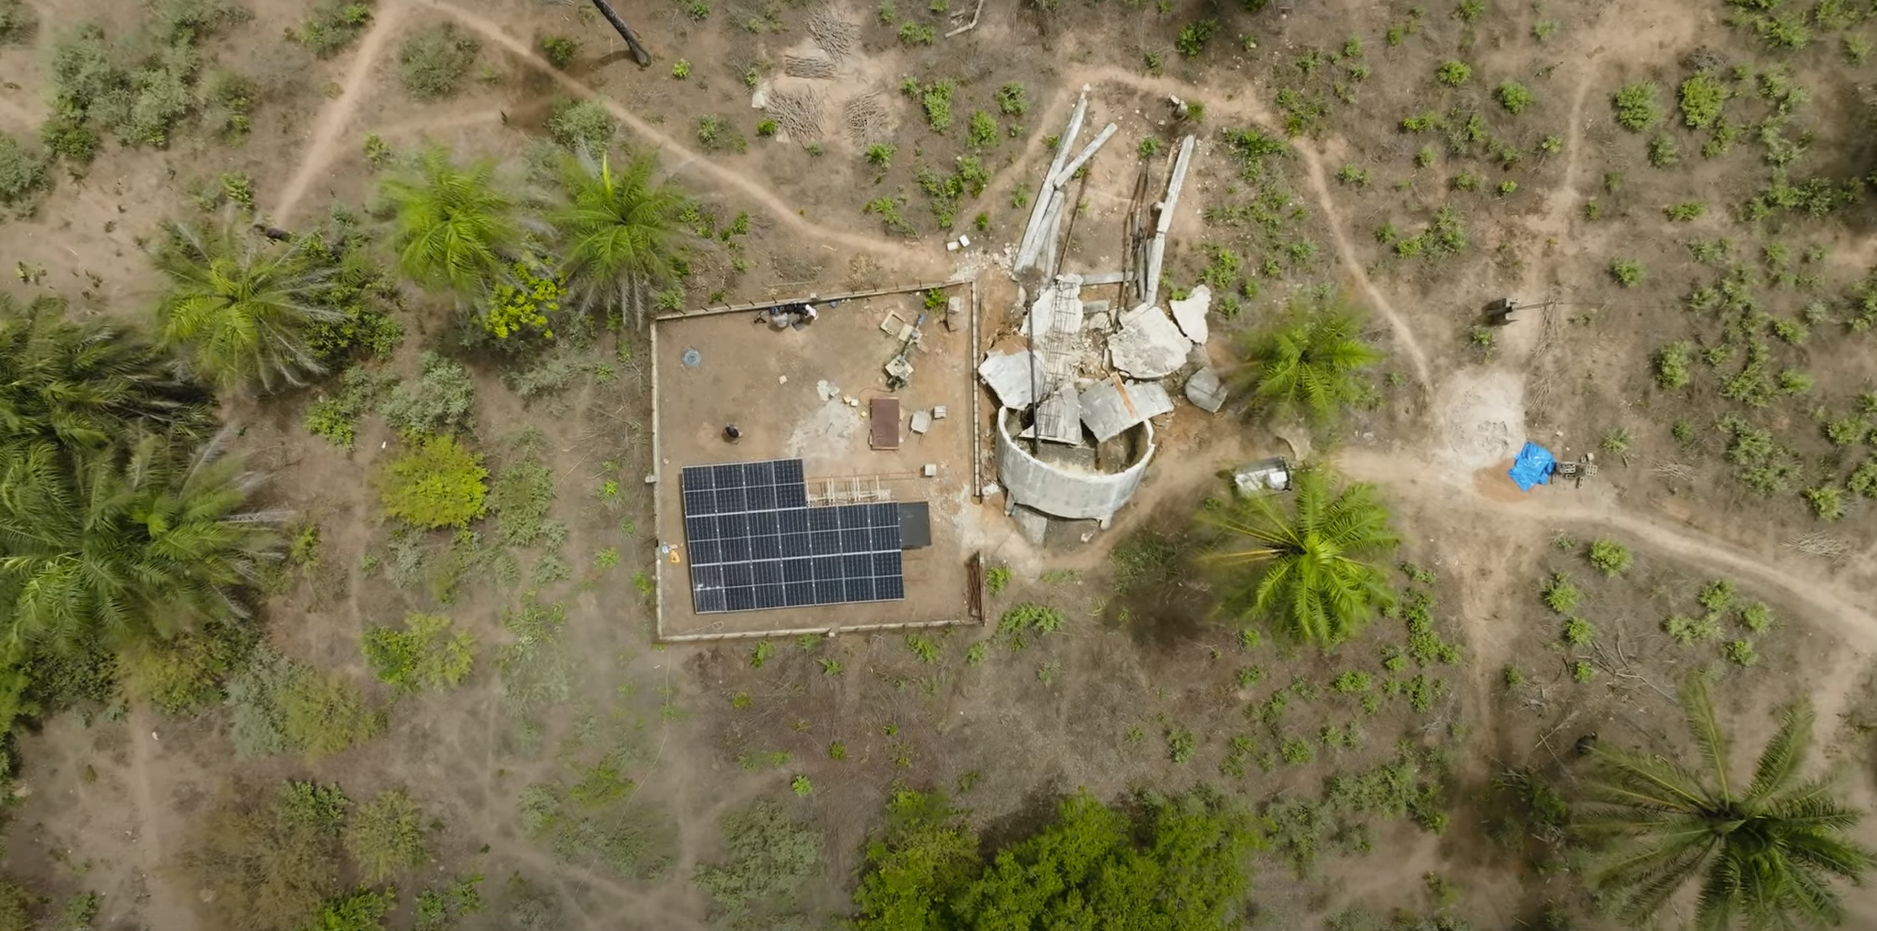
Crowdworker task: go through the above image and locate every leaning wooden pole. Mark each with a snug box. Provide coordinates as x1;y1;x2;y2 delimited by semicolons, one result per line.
590;0;652;65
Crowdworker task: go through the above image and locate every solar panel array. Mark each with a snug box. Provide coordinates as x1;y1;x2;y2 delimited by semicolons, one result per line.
681;459;906;614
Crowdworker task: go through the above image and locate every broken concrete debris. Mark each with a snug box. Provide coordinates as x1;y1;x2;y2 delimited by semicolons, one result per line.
1170;284;1212;344
1184;367;1228;413
1080;378;1174;443
977;350;1048;409
1108;307;1190;379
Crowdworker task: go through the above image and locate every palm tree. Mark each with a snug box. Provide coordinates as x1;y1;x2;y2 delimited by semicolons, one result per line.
1236;297;1382;426
1577;675;1876;930
0;293;212;457
0;429;285;656
1200;467;1397;646
549;148;689;327
380;147;525;297
151;223;342;393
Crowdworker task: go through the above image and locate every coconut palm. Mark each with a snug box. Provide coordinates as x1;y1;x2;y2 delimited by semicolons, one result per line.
0;428;285;656
1236;298;1382;426
152;223;342;393
1200;467;1397;646
380;147;525;297
1577;675;1876;931
549;148;689;326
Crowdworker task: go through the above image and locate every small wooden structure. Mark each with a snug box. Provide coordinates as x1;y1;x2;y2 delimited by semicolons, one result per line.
869;397;901;450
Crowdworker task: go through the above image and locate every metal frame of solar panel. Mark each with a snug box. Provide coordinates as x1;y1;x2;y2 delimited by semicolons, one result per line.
681;459;907;614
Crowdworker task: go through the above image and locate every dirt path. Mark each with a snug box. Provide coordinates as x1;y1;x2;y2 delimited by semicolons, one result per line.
1335;448;1877;654
122;707;193;929
273;1;412;225
420;0;943;271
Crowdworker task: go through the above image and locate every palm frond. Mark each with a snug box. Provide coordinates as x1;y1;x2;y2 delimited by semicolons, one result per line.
1678;675;1735;798
1745;699;1813;802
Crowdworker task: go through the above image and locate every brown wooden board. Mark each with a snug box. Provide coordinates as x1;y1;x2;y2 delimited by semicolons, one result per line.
870;397;901;449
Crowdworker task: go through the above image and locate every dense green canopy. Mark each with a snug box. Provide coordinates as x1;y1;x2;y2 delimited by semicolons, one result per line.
854;787;1260;931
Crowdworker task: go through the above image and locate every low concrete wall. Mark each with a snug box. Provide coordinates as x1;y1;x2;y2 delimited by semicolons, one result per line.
995;408;1153;523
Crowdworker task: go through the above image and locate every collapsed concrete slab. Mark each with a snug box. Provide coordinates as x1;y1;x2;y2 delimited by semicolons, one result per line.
1170;284;1212;344
978;350;1047;409
1032;384;1082;444
1109;308;1190;379
1080;379;1175;443
1185;368;1228;413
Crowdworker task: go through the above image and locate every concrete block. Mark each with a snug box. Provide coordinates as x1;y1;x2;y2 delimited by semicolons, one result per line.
910;410;933;434
1185;368;1229;413
1170;284;1212;344
1109;308;1189;379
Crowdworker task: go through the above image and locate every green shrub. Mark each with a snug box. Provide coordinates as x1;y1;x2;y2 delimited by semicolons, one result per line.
122;621;252;716
1570;660;1596;682
1561;617;1595;646
304;367;397;449
307;889;393;931
363;613;475;693
1435;60;1472;86
1803;485;1844;521
1647;133;1680;168
897;22;935;44
226;649;304;757
966;110;997;148
539;35;578;69
1665;613;1723;645
1495;80;1533;113
1540;573;1581;613
902;79;956;132
40;116;99;163
1175;18;1218;57
280;669;385;760
1723;639;1758;666
297;2;373;57
1678;71;1728;128
1613;82;1660;131
0;0;35;45
546;99;616;152
864;143;895;167
995;82;1027;116
1849;459;1877;498
1653;341;1692;389
1663;201;1704;221
1611;259;1644;287
1587;539;1632;575
695;114;746;152
376;435;489;529
985;564;1011;595
345;789;430;883
1740;601;1773;632
379;352;475;437
694;801;821;928
398;24;480;100
0;133;47;206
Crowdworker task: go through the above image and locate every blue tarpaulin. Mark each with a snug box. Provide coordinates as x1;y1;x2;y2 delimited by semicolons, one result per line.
1507;442;1557;491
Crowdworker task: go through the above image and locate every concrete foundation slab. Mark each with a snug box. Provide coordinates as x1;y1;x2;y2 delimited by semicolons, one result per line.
1080;379;1175;442
978;350;1047;408
1170;284;1212;344
1109;308;1190;379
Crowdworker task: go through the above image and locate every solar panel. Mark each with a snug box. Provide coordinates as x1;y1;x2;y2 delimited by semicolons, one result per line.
679;459;908;614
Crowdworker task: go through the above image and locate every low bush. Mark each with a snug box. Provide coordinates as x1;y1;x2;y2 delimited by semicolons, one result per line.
1495;80;1533;114
376;434;489;529
1435;60;1471;86
1678;70;1728;128
379;351;475;437
281;669;386;760
177;782;347;931
1540;572;1580;613
297;2;373;57
1613;82;1661;131
398;24;480;100
363;613;475;693
0;133;47;206
546;99;616;153
1610;259;1645;287
345;789;430;883
693;801;821;928
1587;539;1632;575
539;35;578;69
304;367;397;449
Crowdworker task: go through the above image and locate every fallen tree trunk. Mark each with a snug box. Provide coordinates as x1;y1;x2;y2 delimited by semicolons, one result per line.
590;0;651;66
